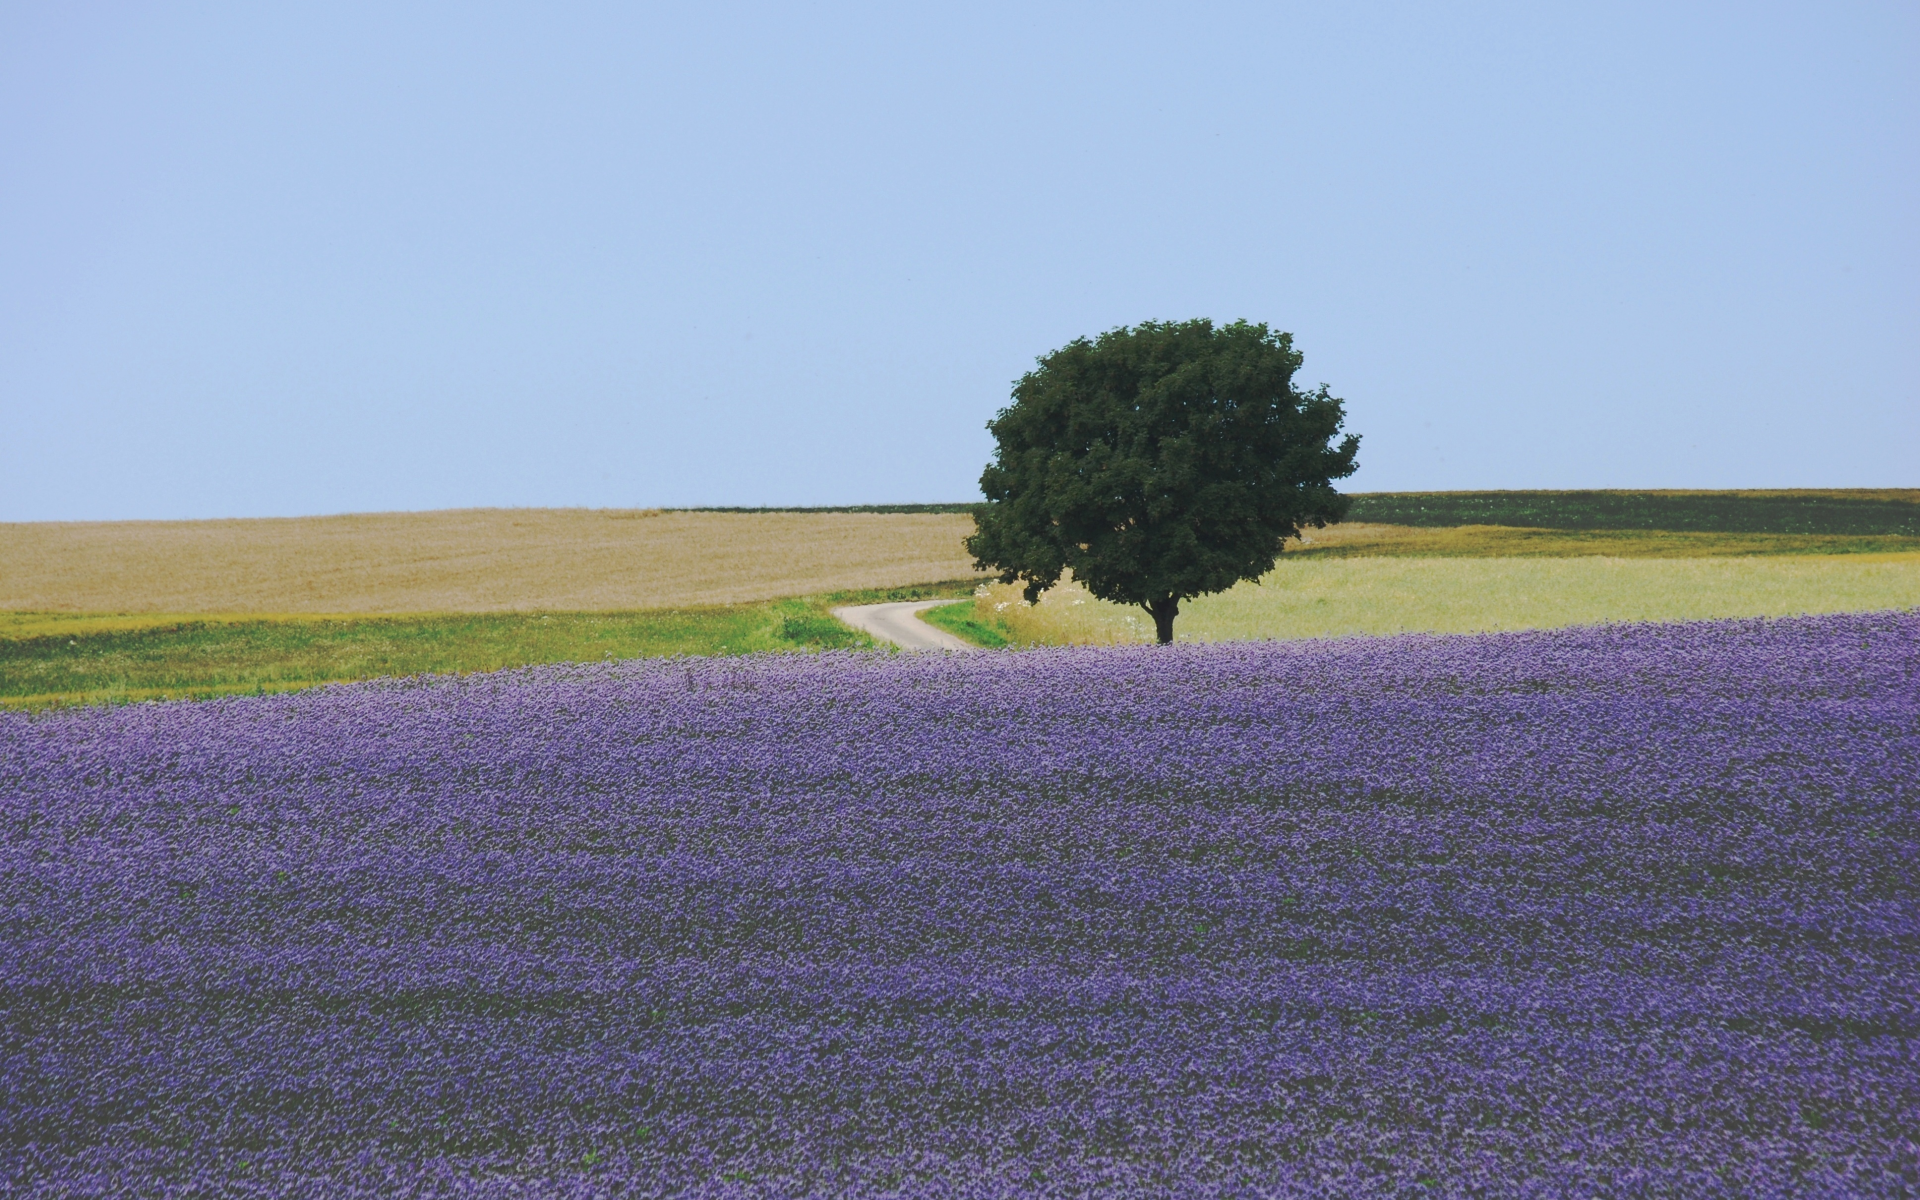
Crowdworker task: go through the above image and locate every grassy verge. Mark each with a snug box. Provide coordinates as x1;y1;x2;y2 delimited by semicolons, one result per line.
1;581;981;712
1345;489;1920;535
961;556;1920;646
917;598;1012;648
814;580;982;605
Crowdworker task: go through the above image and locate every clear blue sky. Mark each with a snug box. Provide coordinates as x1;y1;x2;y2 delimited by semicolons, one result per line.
3;2;1914;520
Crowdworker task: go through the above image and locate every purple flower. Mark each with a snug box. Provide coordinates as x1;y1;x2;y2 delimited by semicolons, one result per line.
1;612;1916;1197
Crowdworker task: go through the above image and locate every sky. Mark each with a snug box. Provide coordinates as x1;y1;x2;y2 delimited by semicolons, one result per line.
2;2;1914;520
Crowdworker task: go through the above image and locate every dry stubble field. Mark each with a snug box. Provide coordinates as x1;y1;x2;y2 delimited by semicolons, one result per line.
0;508;985;613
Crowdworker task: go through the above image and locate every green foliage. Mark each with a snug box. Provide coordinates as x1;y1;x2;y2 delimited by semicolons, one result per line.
1;596;883;711
917;599;1012;648
815;579;982;604
776;612;864;649
968;319;1359;642
1346;489;1920;536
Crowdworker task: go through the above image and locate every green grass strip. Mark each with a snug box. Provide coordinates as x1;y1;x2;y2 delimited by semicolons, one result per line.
917;598;1012;648
2;581;981;712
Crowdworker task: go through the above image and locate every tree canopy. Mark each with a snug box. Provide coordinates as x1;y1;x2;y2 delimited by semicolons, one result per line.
966;319;1360;643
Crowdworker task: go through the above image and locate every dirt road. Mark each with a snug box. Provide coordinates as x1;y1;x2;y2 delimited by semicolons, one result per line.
831;600;974;651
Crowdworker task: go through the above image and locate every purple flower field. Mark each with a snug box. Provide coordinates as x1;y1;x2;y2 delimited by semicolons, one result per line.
3;611;1917;1197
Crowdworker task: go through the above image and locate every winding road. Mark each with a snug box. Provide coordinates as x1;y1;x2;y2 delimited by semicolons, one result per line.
830;599;974;651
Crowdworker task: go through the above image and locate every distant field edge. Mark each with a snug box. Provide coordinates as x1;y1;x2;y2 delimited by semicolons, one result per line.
1345;488;1920;536
679;489;1920;532
1288;525;1920;559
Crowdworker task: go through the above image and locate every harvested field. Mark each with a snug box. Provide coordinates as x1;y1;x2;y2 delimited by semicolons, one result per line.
0;508;986;613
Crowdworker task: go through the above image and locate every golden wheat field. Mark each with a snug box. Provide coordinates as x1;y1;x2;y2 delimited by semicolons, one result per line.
972;555;1920;645
0;509;986;613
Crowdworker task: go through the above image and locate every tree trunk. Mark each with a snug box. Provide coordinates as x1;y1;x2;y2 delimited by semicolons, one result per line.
1145;596;1179;645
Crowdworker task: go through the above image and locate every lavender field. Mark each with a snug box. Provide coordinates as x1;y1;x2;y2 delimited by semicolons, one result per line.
3;612;1917;1197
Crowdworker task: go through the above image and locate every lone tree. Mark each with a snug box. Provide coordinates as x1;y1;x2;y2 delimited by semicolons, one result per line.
967;319;1360;644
